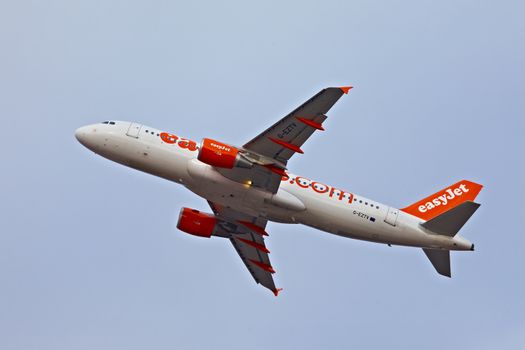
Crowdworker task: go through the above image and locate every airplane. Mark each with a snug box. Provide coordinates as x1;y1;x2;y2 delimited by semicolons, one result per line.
75;86;483;296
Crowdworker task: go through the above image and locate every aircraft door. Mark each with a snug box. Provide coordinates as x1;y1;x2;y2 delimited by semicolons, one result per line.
384;207;399;226
126;122;142;138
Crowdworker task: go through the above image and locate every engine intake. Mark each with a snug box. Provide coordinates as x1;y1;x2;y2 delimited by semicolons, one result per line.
198;138;251;169
177;207;218;238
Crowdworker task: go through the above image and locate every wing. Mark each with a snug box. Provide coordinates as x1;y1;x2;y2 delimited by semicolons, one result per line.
243;86;352;165
208;201;282;296
216;86;352;193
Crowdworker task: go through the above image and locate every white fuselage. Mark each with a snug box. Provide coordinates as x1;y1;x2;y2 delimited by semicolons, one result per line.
75;121;473;251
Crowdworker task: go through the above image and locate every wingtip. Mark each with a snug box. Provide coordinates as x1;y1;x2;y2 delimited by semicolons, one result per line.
339;86;353;94
273;288;283;297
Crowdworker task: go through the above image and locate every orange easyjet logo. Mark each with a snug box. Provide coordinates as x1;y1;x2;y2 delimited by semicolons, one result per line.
401;180;483;221
209;142;232;153
418;184;470;213
159;132;198;151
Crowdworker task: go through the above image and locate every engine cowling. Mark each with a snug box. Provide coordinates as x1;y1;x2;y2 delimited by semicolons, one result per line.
198;138;251;169
177;207;218;238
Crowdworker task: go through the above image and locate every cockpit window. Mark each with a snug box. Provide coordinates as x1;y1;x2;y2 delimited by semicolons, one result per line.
102;121;109;124
101;121;116;125
109;121;115;125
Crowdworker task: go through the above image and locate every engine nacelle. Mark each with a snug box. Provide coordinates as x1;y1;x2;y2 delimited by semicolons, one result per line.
177;207;218;238
198;138;251;169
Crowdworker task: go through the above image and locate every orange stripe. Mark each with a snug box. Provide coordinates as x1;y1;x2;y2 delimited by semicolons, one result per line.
263;164;287;177
237;220;269;236
249;259;275;273
296;117;324;130
268;137;304;154
236;237;270;253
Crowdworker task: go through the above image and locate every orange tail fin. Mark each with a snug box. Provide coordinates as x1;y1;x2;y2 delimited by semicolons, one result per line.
401;180;483;221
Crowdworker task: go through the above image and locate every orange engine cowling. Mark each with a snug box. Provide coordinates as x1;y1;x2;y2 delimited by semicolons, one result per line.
198;138;241;169
177;207;217;238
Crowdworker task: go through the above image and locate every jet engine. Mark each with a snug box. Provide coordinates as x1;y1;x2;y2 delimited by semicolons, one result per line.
198;138;252;169
177;207;218;238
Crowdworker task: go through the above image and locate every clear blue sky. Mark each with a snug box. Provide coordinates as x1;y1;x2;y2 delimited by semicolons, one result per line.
1;1;524;349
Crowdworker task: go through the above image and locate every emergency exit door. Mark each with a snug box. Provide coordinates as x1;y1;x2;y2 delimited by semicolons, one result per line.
126;122;142;138
385;207;399;226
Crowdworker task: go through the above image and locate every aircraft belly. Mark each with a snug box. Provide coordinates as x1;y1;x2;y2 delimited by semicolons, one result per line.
291;193;441;248
135;148;191;184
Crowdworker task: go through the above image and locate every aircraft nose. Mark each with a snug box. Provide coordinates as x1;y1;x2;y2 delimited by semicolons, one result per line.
75;126;88;145
75;125;98;151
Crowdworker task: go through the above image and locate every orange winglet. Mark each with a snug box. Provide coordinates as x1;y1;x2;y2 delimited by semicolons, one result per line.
296;117;325;131
263;164;287;177
236;237;270;254
268;137;304;154
249;259;275;273
237;220;269;236
273;288;283;297
339;86;353;94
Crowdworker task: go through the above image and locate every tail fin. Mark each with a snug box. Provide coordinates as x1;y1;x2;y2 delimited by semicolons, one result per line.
423;249;451;277
401;180;483;221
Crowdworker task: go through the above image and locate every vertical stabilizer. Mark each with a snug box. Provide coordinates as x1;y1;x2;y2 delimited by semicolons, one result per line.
402;180;483;221
423;249;451;277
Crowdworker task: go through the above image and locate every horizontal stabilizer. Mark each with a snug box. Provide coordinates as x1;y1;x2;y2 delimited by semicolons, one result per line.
421;201;480;236
423;248;451;277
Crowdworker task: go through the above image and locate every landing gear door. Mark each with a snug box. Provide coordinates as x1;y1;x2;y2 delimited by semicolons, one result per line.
385;207;399;226
126;122;142;138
